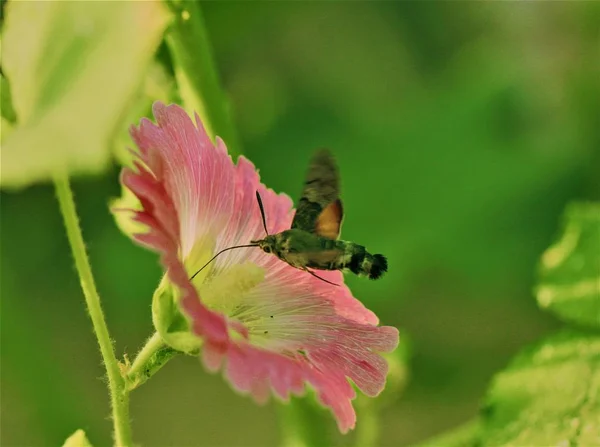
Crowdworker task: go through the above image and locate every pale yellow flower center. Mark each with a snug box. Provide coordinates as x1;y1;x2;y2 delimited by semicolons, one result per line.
198;262;265;315
185;237;218;285
184;239;270;343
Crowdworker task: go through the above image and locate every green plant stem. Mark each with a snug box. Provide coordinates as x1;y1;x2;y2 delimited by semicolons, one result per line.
128;332;165;378
54;175;132;447
164;0;241;156
126;332;178;391
277;397;332;447
353;405;379;447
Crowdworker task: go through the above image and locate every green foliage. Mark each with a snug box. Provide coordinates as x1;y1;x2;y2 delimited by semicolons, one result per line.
479;330;600;447
536;203;600;328
467;201;600;446
1;1;169;188
62;430;93;447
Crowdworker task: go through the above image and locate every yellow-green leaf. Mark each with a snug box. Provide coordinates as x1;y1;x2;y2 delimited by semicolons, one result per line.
480;330;600;446
112;60;177;169
1;1;170;189
536;202;600;328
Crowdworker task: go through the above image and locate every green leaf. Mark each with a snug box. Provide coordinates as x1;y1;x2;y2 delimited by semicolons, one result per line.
1;1;170;189
479;330;600;447
112;60;177;169
536;202;600;328
61;429;93;447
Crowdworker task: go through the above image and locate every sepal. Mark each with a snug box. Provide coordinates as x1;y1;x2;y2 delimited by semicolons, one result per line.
152;274;202;353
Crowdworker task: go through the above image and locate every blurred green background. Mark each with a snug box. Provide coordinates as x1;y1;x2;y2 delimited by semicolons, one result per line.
1;2;599;446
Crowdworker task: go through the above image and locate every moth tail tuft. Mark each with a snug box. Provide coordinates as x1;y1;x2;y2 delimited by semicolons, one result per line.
368;254;388;280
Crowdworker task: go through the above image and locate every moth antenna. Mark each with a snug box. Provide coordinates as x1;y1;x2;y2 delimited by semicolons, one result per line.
255;190;269;236
304;268;339;287
190;244;259;280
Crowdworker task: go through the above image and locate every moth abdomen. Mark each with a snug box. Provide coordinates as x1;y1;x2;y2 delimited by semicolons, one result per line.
366;253;388;280
346;245;388;280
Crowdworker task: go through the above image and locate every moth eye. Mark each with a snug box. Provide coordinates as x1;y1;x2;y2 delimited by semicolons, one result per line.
264;246;271;253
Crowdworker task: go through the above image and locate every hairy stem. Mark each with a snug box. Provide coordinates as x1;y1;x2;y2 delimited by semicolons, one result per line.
126;332;178;391
54;175;132;447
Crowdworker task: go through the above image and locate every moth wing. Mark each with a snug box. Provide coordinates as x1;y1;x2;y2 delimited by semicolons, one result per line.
315;199;344;240
291;149;343;238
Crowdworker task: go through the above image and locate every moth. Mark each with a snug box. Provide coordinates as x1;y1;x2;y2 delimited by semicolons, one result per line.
192;149;387;285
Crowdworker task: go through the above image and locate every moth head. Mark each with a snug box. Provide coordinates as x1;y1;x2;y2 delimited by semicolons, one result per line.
251;235;277;254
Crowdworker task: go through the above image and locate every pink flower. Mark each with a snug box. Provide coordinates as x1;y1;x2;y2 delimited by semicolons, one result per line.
119;102;399;433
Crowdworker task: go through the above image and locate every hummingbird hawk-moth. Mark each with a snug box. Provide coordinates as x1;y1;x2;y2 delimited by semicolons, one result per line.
191;149;387;285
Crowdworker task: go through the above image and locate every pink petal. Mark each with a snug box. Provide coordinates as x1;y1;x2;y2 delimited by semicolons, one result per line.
220;341;358;433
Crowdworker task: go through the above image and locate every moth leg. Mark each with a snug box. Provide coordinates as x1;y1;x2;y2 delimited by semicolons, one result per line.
303;268;339;287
